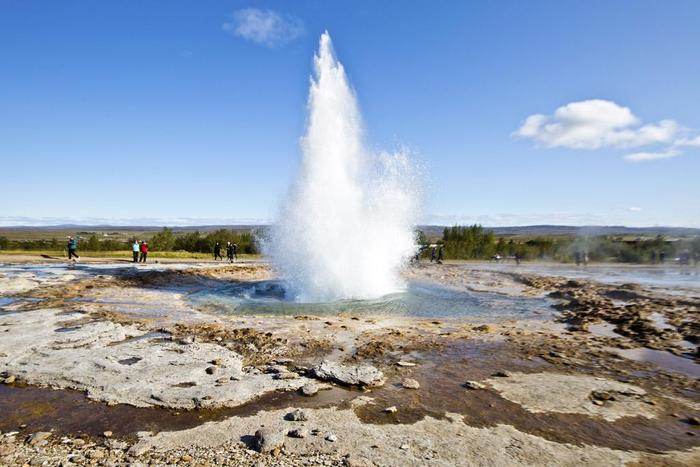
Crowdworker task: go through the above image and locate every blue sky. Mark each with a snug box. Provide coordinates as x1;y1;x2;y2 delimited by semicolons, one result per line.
1;0;699;227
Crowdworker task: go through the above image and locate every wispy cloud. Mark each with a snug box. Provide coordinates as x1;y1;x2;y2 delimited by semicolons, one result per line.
624;149;681;162
223;8;304;47
514;99;698;162
628;206;643;212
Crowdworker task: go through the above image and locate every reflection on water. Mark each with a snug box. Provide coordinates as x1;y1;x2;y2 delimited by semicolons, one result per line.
608;347;700;379
186;280;553;320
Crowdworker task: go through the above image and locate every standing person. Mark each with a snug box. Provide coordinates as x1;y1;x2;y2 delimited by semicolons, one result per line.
139;241;149;263
226;242;234;263
437;246;444;264
132;240;140;263
232;243;238;261
214;242;223;261
67;236;80;261
430;246;437;263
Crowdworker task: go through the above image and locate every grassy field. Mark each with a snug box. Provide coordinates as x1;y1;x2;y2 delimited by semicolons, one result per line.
0;249;261;261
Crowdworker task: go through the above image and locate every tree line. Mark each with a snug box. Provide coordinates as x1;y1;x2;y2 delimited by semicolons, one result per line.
0;228;259;254
416;224;700;263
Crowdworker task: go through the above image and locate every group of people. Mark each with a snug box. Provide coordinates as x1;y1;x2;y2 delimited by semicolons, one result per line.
132;240;149;263
214;241;238;262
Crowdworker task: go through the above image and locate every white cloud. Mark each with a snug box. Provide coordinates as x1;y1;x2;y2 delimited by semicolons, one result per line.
628;207;642;212
623;149;681;162
676;135;700;147
514;100;680;149
223;8;304;47
514;99;700;162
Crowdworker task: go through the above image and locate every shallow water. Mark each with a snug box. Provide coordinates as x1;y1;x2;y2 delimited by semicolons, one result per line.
608;347;700;379
475;262;700;290
186;280;554;320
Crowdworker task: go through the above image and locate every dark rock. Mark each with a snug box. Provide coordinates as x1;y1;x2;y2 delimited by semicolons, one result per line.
285;409;308;422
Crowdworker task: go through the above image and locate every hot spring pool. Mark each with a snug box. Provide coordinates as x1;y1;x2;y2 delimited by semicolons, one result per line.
185;280;553;320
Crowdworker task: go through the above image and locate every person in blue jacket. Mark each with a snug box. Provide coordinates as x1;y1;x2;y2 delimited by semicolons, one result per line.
67;236;80;260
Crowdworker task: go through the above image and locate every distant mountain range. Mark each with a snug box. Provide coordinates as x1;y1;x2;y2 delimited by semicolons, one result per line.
1;224;699;238
418;225;700;237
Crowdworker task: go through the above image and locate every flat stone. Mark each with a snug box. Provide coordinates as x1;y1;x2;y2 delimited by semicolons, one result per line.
402;378;420;389
26;432;52;445
465;381;485;390
396;361;416;367
300;383;319;396
311;361;385;388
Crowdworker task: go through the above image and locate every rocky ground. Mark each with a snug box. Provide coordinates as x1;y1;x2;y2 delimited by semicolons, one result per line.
0;260;699;466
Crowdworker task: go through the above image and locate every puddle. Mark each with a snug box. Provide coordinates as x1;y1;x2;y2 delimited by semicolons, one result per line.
609;347;700;379
353;341;700;453
0;383;353;441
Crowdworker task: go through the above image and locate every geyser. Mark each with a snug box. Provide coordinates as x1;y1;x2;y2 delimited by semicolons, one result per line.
270;32;420;302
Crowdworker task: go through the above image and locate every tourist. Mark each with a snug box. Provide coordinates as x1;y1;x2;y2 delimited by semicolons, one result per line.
67;236;80;261
437;246;444;264
430;246;437;263
226;242;234;263
132;240;140;263
139;241;149;263
660;252;666;263
214;242;223;261
232;243;238;261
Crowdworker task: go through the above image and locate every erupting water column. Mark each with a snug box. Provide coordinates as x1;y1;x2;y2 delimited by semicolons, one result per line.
270;32;420;302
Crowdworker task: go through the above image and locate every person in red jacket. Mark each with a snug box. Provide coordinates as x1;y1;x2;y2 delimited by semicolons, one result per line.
139;241;149;263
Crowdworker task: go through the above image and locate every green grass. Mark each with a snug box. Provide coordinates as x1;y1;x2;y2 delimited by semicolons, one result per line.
0;249;261;260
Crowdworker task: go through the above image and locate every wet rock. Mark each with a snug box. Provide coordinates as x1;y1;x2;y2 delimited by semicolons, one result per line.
465;381;485;390
474;324;496;333
401;378;420;389
325;432;338;442
396;361;416;367
285;409;308;422
493;370;512;378
288;428;308;438
254;428;284;453
311;361;385;388
205;366;217;375
688;416;700;426
300;383;319;396
26;432;52;446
